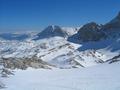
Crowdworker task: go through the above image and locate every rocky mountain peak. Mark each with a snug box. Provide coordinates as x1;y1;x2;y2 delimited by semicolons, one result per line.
78;22;100;32
44;25;61;32
68;22;105;43
33;25;68;40
77;22;105;42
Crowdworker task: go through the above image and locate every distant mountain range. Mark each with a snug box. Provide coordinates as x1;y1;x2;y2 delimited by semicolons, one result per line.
0;12;120;42
0;12;120;69
0;11;120;90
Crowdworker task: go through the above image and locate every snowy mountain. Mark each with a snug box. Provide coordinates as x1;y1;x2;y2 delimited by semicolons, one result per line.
68;12;120;44
68;22;106;43
0;12;120;90
33;25;68;40
0;12;120;69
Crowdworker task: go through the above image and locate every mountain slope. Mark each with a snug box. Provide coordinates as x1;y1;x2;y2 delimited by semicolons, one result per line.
2;62;120;90
0;36;107;69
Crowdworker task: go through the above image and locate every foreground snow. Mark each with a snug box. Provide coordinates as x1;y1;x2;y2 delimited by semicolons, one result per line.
2;62;120;90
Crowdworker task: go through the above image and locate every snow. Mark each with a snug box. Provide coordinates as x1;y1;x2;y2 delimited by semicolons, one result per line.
0;24;120;89
0;36;120;68
62;27;79;36
0;14;120;90
1;62;120;90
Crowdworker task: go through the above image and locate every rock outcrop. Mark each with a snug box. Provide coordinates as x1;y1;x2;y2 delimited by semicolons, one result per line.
1;56;53;70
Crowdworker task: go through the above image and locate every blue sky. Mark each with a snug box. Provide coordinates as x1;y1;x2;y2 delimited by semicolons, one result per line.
0;0;120;32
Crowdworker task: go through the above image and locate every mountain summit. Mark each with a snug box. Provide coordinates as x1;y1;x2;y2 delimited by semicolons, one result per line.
68;22;105;43
68;12;120;43
34;25;68;40
77;22;105;41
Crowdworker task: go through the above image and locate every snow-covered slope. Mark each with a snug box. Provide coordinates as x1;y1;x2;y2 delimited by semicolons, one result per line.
0;66;4;89
0;36;110;69
1;62;120;90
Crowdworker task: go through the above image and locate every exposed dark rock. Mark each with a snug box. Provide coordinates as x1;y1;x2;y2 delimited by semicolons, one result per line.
106;54;120;64
78;22;105;41
68;22;106;43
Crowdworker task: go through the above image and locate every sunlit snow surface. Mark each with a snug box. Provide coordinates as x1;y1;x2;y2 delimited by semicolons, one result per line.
2;62;120;90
